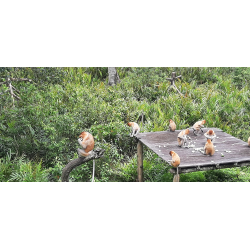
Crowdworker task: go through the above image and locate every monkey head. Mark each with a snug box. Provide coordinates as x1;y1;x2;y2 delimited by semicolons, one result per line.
208;130;214;136
79;131;87;140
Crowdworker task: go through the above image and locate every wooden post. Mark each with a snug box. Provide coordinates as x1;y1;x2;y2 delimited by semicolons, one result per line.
137;140;143;182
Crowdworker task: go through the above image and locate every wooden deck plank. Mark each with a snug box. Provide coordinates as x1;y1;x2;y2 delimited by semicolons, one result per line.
135;128;250;170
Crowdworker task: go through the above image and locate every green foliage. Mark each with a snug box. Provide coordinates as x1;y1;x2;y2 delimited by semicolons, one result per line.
1;67;250;182
0;153;49;182
231;67;250;88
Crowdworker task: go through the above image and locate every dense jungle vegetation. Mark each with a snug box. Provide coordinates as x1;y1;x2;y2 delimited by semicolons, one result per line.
1;67;250;182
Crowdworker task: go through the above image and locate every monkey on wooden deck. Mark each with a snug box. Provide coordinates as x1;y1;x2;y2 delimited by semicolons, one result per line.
169;151;181;177
177;129;190;147
169;119;176;132
204;129;216;143
193;120;206;135
127;122;140;137
204;139;215;156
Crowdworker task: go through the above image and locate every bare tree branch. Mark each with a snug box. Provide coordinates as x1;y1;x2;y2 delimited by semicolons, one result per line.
13;93;21;100
7;80;15;107
1;77;25;105
166;72;183;96
61;148;105;182
12;86;20;94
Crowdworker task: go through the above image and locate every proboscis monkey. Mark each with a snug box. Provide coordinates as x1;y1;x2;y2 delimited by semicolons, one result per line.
77;131;95;182
169;151;181;180
169;119;176;132
127;122;140;137
204;129;216;142
248;137;250;147
177;129;190;147
193;120;206;135
77;131;95;157
204;139;215;156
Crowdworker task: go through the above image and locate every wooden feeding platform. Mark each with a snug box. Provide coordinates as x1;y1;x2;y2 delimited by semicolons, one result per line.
135;128;250;182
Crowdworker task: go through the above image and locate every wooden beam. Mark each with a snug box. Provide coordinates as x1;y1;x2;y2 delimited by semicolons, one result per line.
169;162;250;174
137;140;143;182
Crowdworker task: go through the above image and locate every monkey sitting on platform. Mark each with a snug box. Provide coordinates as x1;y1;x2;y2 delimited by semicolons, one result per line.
204;129;216;143
193;120;206;135
204;139;215;156
177;129;190;147
127;122;140;137
169;151;181;181
169;119;176;132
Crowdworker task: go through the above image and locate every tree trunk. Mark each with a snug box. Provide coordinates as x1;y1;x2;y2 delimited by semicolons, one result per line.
108;67;120;86
61;148;105;182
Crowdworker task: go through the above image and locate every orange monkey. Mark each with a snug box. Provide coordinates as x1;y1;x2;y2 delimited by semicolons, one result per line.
127;122;140;137
204;139;215;156
77;131;95;157
204;129;216;142
177;129;190;147
169;119;176;132
169;151;181;179
193;120;206;135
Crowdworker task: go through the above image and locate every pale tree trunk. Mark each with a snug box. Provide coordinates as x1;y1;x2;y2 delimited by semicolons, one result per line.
108;67;120;86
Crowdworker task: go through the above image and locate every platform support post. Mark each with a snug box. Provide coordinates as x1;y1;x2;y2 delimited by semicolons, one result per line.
137;140;143;182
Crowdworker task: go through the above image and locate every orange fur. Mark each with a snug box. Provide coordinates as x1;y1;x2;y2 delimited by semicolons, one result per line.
207;130;214;136
169;151;180;168
127;122;140;137
204;139;215;156
177;129;190;146
169;119;176;132
193;120;206;131
77;132;95;157
204;129;216;142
